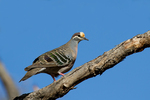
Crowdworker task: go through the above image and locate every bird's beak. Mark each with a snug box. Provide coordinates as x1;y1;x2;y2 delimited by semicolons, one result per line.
83;37;89;41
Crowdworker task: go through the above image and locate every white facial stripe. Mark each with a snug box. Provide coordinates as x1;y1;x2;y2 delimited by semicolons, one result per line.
73;36;83;40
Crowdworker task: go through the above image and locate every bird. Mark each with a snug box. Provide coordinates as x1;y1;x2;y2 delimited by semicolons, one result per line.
19;32;88;82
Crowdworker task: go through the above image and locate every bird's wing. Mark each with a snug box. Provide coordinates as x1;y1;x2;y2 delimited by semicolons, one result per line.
25;49;72;71
24;62;57;71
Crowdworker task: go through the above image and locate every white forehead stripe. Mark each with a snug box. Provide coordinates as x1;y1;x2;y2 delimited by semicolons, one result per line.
80;32;85;37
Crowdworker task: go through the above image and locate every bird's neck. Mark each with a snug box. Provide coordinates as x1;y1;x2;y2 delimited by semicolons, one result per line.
69;39;79;57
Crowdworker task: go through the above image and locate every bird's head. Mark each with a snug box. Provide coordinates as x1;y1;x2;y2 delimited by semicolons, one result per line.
71;32;89;42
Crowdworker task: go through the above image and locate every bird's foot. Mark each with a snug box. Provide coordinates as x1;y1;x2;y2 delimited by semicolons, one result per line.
58;72;65;76
51;75;56;81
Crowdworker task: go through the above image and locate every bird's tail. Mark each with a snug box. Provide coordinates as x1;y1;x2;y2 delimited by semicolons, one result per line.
19;68;42;82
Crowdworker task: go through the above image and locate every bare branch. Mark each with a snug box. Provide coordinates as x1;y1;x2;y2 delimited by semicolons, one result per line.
0;61;20;100
14;31;150;100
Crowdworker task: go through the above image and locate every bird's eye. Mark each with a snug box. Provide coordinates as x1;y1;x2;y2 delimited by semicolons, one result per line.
78;35;81;37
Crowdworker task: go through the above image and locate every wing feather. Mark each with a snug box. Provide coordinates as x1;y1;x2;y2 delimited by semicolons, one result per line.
24;49;71;71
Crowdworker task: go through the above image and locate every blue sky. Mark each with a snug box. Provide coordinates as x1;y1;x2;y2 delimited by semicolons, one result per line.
0;0;150;100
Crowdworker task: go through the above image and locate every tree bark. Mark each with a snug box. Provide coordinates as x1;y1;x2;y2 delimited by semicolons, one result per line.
14;31;150;100
0;61;20;100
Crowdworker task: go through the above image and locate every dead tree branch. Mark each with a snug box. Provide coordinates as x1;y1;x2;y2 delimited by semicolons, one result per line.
14;31;150;100
0;61;20;100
